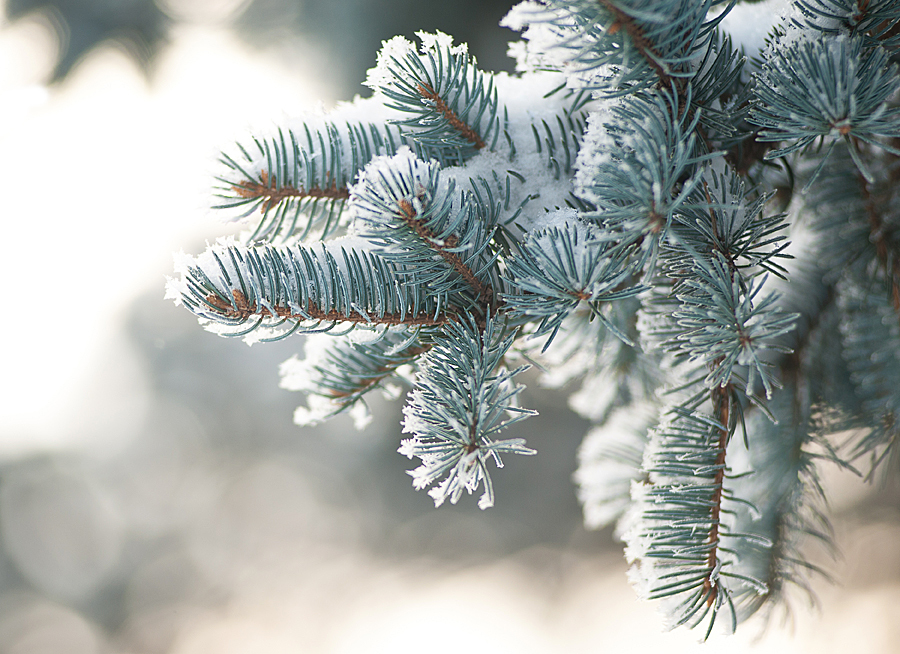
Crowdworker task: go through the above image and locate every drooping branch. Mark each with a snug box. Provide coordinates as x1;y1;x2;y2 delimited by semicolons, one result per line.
399;315;536;509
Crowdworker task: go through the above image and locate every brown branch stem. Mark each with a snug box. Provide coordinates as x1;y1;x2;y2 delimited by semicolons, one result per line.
206;289;453;327
416;83;486;149
598;0;674;89
328;344;431;402
397;199;495;307
596;1;712;155
232;169;349;212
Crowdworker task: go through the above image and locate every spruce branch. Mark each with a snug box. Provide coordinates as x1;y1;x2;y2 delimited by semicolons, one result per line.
350;148;499;311
503;217;644;347
575;92;708;264
281;329;429;426
720;228;860;623
839;280;900;472
702;382;733;610
509;0;722;94
231;168;350;212
399;315;536;509
366;32;501;157
689;32;747;144
595;0;679;89
528;105;590;178
724;387;838;624
793;0;900;47
214;122;379;243
415;82;487;149
309;336;428;405
167;241;454;339
749;32;900;184
624;401;747;638
166;1;900;636
508;0;740;156
800;147;877;275
396;196;495;305
797;148;900;472
214;117;462;245
649;170;797;398
857;170;900;316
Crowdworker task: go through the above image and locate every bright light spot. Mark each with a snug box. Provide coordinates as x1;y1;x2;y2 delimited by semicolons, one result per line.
171;617;306;654
0;9;59;86
157;0;253;24
0;24;322;457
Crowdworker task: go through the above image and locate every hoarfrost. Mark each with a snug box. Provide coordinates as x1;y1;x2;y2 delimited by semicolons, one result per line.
279;335;328;393
348;401;373;430
415;30;463;56
292;394;338;428
364;35;416;91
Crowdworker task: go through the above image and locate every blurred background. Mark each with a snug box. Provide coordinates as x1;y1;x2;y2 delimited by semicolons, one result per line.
1;0;900;652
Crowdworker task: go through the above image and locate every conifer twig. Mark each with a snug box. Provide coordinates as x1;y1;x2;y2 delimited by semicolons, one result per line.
232;169;350;213
325;344;431;401
396;198;495;307
598;0;674;89
415;83;487;149
206;289;453;327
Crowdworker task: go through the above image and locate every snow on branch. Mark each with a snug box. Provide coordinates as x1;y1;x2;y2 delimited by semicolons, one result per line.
792;0;900;48
213;99;466;244
366;31;501;156
504;0;725;94
350;148;499;310
166;1;900;635
623;396;754;638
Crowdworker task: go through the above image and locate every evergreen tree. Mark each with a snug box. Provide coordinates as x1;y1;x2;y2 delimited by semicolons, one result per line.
167;0;900;637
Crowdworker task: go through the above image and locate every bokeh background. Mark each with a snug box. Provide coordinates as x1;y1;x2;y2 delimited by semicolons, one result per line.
2;1;900;652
